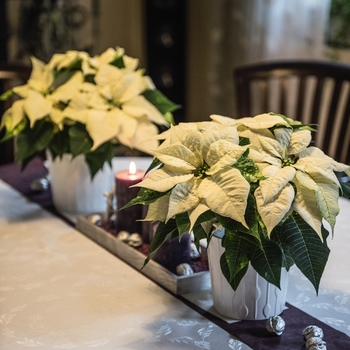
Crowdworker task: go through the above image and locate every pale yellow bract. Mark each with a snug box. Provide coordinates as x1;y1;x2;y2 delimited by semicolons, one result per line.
135;113;350;240
2;47;169;155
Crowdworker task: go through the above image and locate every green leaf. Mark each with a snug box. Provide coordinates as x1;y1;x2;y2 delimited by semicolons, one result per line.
221;230;253;284
339;181;350;199
1;117;27;142
0;89;14;101
84;74;95;84
191;209;216;248
192;222;209;248
273;113;317;132
142;89;181;114
215;193;261;247
250;237;283;288
175;212;191;236
239;136;250;146
68;123;93;157
20;153;37;171
51;70;78;90
232;149;265;182
15;119;54;162
145;157;163;175
277;213;330;294
220;251;249;291
109;56;125;69
142;219;178;268
119;187;171;210
48;126;70;157
270;225;295;270
163;112;175;125
85;142;114;178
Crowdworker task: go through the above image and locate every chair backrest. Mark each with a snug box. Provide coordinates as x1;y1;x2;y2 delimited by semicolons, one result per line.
234;60;350;165
0;63;31;164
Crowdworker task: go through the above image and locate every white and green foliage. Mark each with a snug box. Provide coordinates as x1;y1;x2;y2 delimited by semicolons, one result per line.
124;113;350;293
0;47;180;177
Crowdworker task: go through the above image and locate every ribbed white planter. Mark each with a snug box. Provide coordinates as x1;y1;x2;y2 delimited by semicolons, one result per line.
46;152;115;215
207;235;288;320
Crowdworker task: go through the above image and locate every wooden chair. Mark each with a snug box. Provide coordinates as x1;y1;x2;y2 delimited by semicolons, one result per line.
234;60;350;165
0;63;31;164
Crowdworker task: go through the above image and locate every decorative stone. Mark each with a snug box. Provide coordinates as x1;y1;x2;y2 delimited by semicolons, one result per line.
30;177;49;192
190;242;201;260
104;185;116;229
117;230;130;242
266;316;285;336
176;263;194;276
303;325;324;340
305;337;327;350
127;233;143;247
153;234;192;274
86;213;102;226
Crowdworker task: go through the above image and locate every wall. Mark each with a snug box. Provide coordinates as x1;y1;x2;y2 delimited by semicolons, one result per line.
6;0;145;67
93;0;145;66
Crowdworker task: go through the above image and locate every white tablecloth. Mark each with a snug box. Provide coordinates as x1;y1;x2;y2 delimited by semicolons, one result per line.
0;180;250;350
1;178;350;349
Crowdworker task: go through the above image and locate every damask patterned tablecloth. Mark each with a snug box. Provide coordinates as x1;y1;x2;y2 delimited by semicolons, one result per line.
1;160;350;349
0;180;250;350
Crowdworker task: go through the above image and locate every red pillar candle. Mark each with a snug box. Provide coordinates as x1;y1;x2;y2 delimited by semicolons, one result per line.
115;162;145;234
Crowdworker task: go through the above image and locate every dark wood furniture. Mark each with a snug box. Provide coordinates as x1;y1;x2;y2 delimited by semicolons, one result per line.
234;60;350;164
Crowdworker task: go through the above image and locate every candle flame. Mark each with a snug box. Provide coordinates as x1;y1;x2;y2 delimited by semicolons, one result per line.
129;161;137;175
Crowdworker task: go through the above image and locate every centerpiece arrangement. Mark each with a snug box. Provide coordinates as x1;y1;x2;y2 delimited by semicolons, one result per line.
0;47;179;213
124;112;350;319
0;46;179;176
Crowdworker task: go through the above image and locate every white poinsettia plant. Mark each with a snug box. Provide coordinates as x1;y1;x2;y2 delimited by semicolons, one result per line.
124;113;350;293
0;47;179;176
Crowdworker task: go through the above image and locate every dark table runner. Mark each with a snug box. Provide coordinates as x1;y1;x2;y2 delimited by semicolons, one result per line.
1;157;350;349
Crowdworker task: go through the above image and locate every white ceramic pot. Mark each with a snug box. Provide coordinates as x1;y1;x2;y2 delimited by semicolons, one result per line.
46;152;115;215
207;234;288;320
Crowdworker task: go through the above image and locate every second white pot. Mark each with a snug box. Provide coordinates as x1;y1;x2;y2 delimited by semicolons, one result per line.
207;234;288;320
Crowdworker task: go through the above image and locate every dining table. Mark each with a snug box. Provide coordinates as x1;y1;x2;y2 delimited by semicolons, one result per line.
1;157;350;350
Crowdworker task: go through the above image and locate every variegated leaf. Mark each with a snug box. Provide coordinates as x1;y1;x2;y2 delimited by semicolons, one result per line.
154;143;200;170
201;124;239;157
292;174;323;239
86;109;122;150
10;99;25;129
255;184;294;236
287;129;312;154
134;168;193;192
167;178;200;222
24;91;52;127
144;195;170;222
238;113;290;129
260;165;296;203
273;127;292;149
198;169;249;227
123;95;169;126
188;202;211;233
205;141;244;173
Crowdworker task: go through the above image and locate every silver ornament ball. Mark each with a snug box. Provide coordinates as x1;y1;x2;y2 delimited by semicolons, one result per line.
305;336;327;350
266;316;285;336
303;325;324;340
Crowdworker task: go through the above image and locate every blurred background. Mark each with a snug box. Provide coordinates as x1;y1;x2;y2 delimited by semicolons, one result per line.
1;0;349;123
